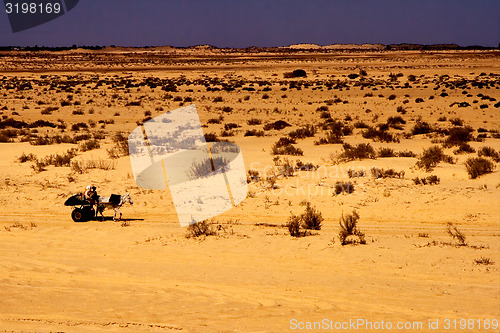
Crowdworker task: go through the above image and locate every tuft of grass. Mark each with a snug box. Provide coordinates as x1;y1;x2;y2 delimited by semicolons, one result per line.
474;257;494;265
71;159;116;174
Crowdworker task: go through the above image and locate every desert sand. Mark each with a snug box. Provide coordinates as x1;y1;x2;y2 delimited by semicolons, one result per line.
0;48;499;332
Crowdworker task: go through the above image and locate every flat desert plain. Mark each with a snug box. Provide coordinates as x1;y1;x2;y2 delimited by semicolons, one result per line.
0;49;499;332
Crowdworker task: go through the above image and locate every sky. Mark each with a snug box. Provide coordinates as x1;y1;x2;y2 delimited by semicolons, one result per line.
1;0;499;47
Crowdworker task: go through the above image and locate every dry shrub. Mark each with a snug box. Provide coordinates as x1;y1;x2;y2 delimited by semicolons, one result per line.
464;157;494;179
416;146;454;171
107;132;129;158
477;146;500;162
413;175;440;185
186;220;216;238
474;257;494;265
271;137;303;156
333;181;355;195
446;223;466;246
71;159;116;174
338;211;366;245
370;167;404;179
78;139;100;152
336;143;376;163
286;202;323;237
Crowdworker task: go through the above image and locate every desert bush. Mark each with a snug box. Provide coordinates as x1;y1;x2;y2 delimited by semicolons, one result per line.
188;156;228;180
244;129;265;137
315;120;351;145
207;117;222;124
362;125;399;143
333;181;355;195
386;116;406;129
283;69;307;78
453;143;475;155
416;146;452;171
353;121;369;129
43;149;77;167
41;106;58;115
29;136;53;145
411;121;433;135
263;120;291;131
294;160;318;171
338;211;366;245
30;159;47;172
224;123;239;130
464;157;495;179
286;202;323;237
186;220;216;238
78;139;100;152
443;126;474;147
371;168;404;179
413;175;440;185
450;117;464;126
288;125;316;139
378;147;396;157
474;257;494;265
71;122;88;131
287;214;305;237
220;130;235;137
347;169;366;178
446;223;466;246
337;143;376;162
396;106;407;114
71;159;116;174
271;137;303;156
247;118;262;125
396;150;417;157
301;203;323;230
477;146;500;162
0;131;12;142
247;169;260;182
18;152;36;163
